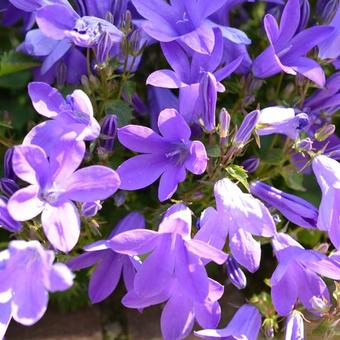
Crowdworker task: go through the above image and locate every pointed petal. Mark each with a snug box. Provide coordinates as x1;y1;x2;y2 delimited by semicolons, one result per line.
185;239;227;264
278;0;300;44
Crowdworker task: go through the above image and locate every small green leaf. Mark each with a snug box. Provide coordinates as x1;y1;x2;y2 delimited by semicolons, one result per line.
0;51;39;77
225;164;249;190
206;145;221;158
282;169;306;191
104;99;133;126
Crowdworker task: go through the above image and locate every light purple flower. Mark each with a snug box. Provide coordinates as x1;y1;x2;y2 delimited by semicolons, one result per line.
68;212;145;303
0;240;73;336
253;0;333;87
117;109;208;202
109;204;227;302
196;178;276;272
36;3;123;48
131;0;249;55
146;28;242;122
312;155;340;249
250;181;319;229
7;144;120;252
256;107;309;139
109;204;226;339
271;233;340;315
285;310;304;340
24;82;100;155
194;304;262;340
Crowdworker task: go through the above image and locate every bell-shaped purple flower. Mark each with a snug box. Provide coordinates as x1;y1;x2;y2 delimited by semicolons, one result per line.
36;3;123;48
68;212;145;303
196;178;276;272
226;256;247;289
250;181;318;229
312;155;340;249
253;0;333;87
117;109;208;202
0;240;73;337
195;304;262;339
7;144;120;252
24;82;100;156
271;233;340;316
256;107;309;140
285;310;304;340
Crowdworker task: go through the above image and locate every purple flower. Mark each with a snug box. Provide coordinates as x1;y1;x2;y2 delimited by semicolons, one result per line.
24;82;100;155
131;0;249;55
256;107;309;139
109;204;227;302
36;3;123;48
196;178;276;272
7;144;120;252
68;212;145;303
312;155;340;249
146;28;242;122
250;181;318;229
109;204;227;339
117;109;208;202
0;240;73;335
0;196;22;232
318;4;340;59
271;233;340;315
194;304;262;339
285;310;304;340
253;0;333;87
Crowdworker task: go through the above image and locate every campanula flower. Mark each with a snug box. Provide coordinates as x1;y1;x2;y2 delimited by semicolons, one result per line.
117;109;208;202
271;233;340;315
7;144;120;252
68;212;145;303
0;240;73;336
195;304;262;340
24;82;100;155
253;0;333;87
196;178;276;272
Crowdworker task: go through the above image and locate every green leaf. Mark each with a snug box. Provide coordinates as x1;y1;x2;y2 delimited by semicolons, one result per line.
206;145;221;158
225;164;249;190
0;51;39;77
282;169;306;191
104;99;133;127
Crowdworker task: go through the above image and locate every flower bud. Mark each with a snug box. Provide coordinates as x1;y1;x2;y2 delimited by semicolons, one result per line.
296;138;313;152
96;31;113;65
298;0;310;31
242;156;260;173
310;296;329;313
129;29;144;56
263;318;276;338
0;178;19;197
114;191;126;207
56;62;67;87
0;196;22;232
250;181;318;229
4;148;15;180
285;310;304;340
100;114;118;154
81;201;102;218
316;0;339;24
199;72;217;132
234;110;260;149
112;0;128;27
219;108;231;144
315;124;336;142
226;256;247;289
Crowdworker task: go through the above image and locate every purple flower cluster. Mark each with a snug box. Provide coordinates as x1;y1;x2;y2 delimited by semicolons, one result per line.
1;0;340;339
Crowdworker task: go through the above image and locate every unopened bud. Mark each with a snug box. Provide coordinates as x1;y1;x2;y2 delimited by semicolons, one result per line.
4;148;15;180
219;108;231;144
226;256;247;289
100;114;118;154
285;310;304;340
234;110;259;149
114;191;126;207
81;201;102;218
315;124;336;142
296;138;313;152
316;0;339;24
0;178;19;197
96;31;113;65
310;296;329;313
242;156;260;173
